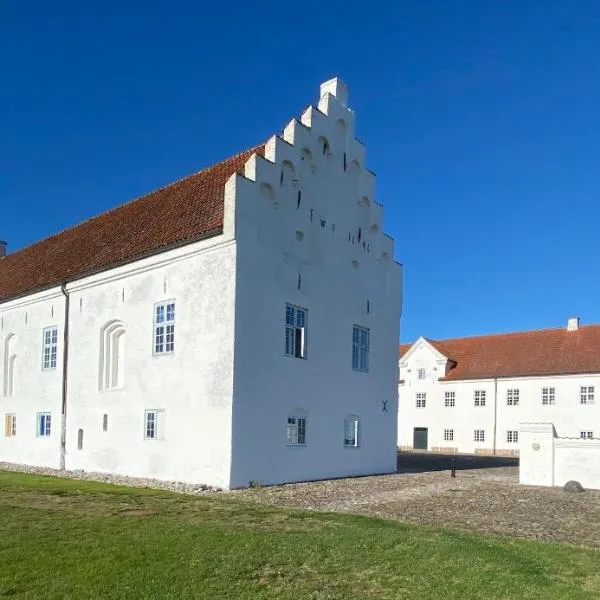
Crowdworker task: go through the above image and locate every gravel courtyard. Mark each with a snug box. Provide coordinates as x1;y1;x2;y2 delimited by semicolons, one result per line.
236;452;600;547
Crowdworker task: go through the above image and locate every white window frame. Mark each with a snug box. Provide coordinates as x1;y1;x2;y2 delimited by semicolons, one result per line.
443;428;454;442
154;301;175;355
144;409;165;440
37;412;52;437
474;390;486;407
287;414;307;446
416;392;427;408
580;386;595;405
541;387;555;406
474;429;485;442
506;430;519;443
4;413;16;438
506;389;520;406
444;391;455;407
417;368;426;380
285;304;307;359
352;325;370;372
42;327;58;370
344;415;360;448
580;431;594;439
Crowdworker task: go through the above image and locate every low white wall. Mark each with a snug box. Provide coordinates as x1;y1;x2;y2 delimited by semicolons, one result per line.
519;422;600;490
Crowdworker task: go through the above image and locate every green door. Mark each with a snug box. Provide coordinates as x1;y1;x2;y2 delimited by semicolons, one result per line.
413;427;428;450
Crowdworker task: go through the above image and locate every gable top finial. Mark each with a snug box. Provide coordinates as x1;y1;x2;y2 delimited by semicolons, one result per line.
320;77;348;107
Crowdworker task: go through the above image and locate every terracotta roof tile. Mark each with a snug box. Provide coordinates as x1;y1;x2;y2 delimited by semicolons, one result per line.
0;144;264;303
400;325;600;380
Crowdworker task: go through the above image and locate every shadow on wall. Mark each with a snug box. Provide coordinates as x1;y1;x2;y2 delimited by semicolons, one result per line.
397;451;519;474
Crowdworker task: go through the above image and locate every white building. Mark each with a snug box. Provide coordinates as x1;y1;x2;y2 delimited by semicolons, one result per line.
0;78;402;489
398;318;600;455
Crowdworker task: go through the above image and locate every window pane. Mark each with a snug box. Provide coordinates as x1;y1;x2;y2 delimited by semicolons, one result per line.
297;418;306;444
285;326;294;356
156;305;165;323
166;324;175;352
287;417;297;444
285;305;295;325
166;303;175;322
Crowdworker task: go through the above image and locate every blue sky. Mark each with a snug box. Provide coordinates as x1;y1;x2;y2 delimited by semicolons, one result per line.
2;1;600;342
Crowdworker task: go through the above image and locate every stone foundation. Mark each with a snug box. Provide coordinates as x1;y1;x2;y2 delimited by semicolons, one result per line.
474;448;519;457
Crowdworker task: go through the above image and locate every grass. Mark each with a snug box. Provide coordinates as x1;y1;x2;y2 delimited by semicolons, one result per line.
0;471;598;599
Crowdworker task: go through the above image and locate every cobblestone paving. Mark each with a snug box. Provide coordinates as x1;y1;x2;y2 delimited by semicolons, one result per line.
235;452;600;547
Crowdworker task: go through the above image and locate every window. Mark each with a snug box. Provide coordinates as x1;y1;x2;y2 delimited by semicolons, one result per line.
416;393;427;408
542;387;555;406
580;431;594;439
42;327;58;370
103;414;108;432
443;429;454;442
287;415;307;445
417;368;426;380
444;391;455;407
474;429;485;442
344;415;360;448
154;302;175;354
506;389;520;406
580;386;595;405
99;321;126;390
285;304;307;359
352;326;370;372
474;390;486;407
77;428;84;450
506;430;519;443
4;414;16;438
3;334;16;397
37;413;51;437
144;409;165;440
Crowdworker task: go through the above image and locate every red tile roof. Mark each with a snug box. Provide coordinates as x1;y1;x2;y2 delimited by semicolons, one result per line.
0;144;264;303
399;325;600;380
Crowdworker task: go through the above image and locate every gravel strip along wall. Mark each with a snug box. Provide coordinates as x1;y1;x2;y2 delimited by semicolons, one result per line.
0;462;222;494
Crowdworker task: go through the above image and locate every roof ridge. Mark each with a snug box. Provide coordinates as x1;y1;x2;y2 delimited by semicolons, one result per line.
5;143;264;259
408;323;600;347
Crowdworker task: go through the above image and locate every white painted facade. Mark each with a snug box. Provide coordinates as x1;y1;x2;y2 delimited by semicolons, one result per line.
398;336;600;455
520;423;600;490
0;78;402;489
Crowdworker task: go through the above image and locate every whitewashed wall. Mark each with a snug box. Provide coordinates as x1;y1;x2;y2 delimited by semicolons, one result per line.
399;338;600;454
228;79;402;487
0;289;65;468
64;235;237;488
520;423;600;490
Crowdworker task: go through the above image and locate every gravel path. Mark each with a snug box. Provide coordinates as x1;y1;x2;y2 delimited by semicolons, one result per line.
0;462;222;494
235;452;600;547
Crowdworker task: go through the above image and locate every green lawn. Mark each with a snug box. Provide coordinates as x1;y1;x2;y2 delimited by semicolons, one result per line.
0;471;598;599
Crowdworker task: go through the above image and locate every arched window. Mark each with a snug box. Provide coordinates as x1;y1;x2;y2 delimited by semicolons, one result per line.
344;415;360;448
318;136;330;157
280;160;296;187
3;334;16;397
287;409;308;446
99;321;126;391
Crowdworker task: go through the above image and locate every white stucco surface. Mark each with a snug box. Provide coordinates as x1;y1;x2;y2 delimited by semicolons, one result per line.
519;422;600;490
